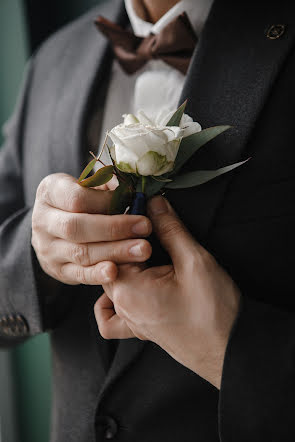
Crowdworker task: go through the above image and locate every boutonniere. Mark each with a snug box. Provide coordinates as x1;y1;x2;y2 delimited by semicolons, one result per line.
78;101;248;214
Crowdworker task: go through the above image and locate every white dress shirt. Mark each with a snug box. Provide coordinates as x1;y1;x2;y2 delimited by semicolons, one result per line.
94;0;214;166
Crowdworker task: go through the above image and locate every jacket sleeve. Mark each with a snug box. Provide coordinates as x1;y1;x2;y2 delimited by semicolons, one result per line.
219;294;295;441
0;59;72;348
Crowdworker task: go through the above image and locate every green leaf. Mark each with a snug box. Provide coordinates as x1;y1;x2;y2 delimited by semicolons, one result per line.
109;181;133;215
78;158;97;182
166;160;249;189
152;176;173;183
174;125;231;173
79;165;114;187
166;100;187;127
144;176;166;199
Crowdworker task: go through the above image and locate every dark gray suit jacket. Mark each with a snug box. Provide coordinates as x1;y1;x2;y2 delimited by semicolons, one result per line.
1;0;295;440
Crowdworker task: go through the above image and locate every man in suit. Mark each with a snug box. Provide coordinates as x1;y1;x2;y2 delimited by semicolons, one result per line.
1;0;295;441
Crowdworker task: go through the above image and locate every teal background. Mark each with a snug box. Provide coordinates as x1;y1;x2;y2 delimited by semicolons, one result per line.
0;1;103;441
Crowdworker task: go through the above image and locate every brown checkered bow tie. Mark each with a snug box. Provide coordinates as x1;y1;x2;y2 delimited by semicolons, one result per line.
95;12;197;75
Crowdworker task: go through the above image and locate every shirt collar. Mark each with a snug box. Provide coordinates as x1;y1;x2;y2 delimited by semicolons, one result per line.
124;0;214;37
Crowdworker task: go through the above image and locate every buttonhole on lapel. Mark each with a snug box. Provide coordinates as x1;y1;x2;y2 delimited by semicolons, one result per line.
266;24;286;40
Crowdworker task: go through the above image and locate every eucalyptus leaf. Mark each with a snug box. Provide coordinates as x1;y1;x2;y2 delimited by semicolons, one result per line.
166;160;249;189
166;100;187;127
78;158;97;182
174;125;231;173
79;165;114;188
109;181;133;215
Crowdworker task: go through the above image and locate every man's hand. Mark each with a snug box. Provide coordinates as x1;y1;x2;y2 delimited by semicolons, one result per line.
31;173;152;285
94;196;241;388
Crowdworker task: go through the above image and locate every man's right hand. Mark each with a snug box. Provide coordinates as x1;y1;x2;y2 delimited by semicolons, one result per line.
31;173;152;285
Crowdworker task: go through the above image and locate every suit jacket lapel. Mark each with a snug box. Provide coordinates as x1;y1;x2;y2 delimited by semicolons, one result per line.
175;0;295;243
97;0;295;398
50;0;127;177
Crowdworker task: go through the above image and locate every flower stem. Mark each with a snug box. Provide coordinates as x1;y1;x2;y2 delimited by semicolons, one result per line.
141;176;146;194
89;151;107;168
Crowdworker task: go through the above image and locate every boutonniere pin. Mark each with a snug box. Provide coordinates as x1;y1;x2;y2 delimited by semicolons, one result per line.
78;101;248;214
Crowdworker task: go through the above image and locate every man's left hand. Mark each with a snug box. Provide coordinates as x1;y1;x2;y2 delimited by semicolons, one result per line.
94;196;241;389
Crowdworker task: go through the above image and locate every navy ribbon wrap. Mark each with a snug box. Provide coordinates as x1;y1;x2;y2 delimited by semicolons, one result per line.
129;192;170;266
129;192;146;215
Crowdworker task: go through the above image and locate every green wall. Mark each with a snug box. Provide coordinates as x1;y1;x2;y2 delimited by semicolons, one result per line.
12;336;52;442
0;2;52;440
0;0;28;143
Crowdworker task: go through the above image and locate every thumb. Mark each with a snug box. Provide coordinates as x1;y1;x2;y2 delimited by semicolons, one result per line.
147;196;200;270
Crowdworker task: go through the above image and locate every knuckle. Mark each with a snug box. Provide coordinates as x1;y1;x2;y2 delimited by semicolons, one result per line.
68;187;85;213
75;266;87;285
112;287;126;313
71;243;90;266
195;248;216;271
36;175;53;203
112;286;122;303
60;215;78;240
160;219;183;239
200;250;216;269
31;235;43;256
58;264;66;280
31;213;39;232
58;263;77;284
32;209;45;234
31;233;37;250
134;332;146;341
109;219;122;240
98;322;113;340
109;243;125;262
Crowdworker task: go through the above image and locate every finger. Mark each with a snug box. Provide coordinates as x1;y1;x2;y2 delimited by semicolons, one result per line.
103;263;146;303
94;293;134;339
60;260;118;285
51;238;152;266
94;174;119;191
38;173;112;214
104;175;119;191
147;196;204;271
45;207;152;243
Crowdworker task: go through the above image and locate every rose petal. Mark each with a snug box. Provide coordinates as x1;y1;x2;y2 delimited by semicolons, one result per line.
123;114;140;125
137;110;154;126
154;108;174;126
182;122;202;138
164;139;181;162
137;151;167;176
153;161;175;176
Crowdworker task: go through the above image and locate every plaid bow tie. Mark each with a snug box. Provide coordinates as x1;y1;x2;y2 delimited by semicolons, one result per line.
95;12;197;75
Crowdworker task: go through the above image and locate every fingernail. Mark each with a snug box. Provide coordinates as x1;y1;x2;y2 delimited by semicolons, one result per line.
132;220;149;235
129;243;143;257
149;196;169;215
101;264;112;282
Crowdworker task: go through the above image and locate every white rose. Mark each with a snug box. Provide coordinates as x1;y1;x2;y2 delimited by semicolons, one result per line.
108;109;202;177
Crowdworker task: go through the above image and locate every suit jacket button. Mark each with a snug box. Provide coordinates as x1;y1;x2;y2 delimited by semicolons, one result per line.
15;314;29;336
0;314;29;337
0;316;10;335
96;415;118;439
